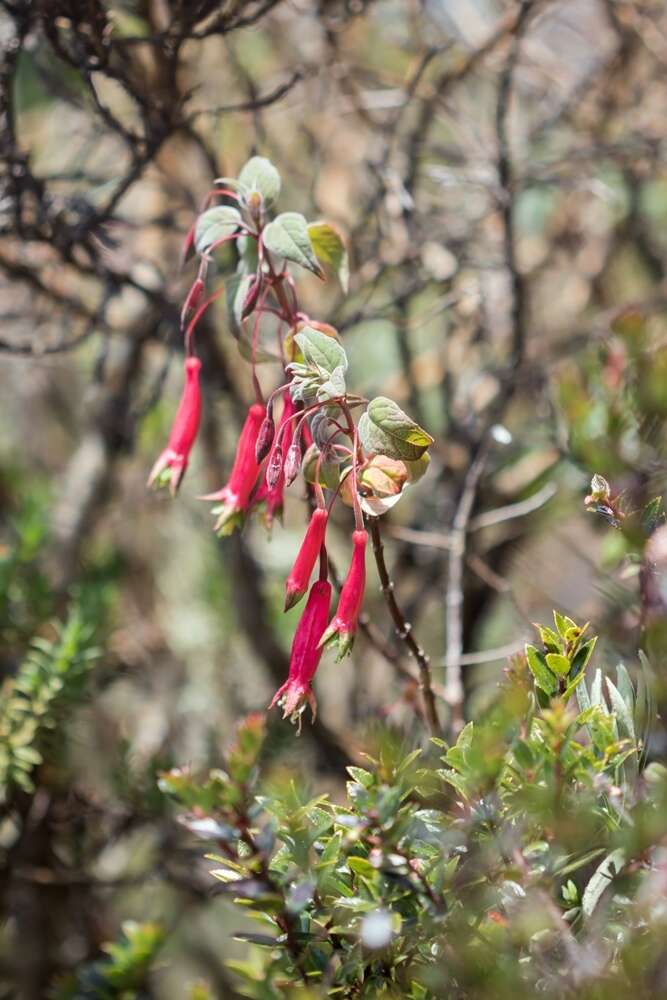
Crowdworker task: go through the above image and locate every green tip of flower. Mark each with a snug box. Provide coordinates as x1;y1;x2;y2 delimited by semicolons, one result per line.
335;632;355;661
318;623;355;659
284;587;305;612
211;506;245;536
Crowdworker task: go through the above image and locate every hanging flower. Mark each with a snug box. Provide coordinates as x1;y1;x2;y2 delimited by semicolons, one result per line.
284;507;328;611
270;579;332;726
320;529;367;660
254;393;296;529
148;357;202;496
200;402;265;535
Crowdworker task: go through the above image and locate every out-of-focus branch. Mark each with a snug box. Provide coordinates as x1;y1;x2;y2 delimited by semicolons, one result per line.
369;517;440;736
443;441;490;736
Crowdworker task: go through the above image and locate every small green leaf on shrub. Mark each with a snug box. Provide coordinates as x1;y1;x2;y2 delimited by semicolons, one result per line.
294;325;348;377
238;156;281;207
308;221;350;291
545;653;571;677
195;206;242;254
525;645;558;695
263;212;325;278
358;397;433;462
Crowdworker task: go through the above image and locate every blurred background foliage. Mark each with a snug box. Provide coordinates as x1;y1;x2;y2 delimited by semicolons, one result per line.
1;0;667;996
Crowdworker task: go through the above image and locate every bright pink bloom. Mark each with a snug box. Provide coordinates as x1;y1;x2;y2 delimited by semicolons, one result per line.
254;393;296;529
270;579;332;724
148;357;202;496
320;529;367;659
200;403;264;534
284;508;328;611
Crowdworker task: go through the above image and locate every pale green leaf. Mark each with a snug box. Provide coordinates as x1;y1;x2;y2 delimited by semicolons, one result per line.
238;156;281;207
525;645;558;696
308;221;350;291
545;653;571;677
263;212;324;278
582;849;625;919
294;326;347;376
195;206;242;254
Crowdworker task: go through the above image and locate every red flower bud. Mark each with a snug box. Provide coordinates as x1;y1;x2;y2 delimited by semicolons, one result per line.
199;403;264;534
253;392;296;529
181;278;205;328
148;357;202;496
241;274;262;320
270;579;332;725
283;441;302;486
320;529;367;659
284;508;329;611
255;414;275;463
267;446;283;490
180;222;196;268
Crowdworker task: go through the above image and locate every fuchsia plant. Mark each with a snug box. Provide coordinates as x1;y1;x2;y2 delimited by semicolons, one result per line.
149;156;434;725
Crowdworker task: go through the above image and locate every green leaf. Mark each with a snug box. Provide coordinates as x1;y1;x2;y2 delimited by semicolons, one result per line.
223;274;252;339
581;849;625;919
555;847;606;877
642;496;664;533
606;677;635;741
535;625;561;652
563;670;588;702
554;610;577;637
263;212;324;278
294;326;348;377
525;645;558;696
570;637;597;677
590;669;605;709
368;397;433;448
347;766;374;788
308;221;350;292
616;663;635;711
195;206;242;254
545;653;571;677
347;856;377;878
404;453;431;483
238;156;281;207
358;397;433;463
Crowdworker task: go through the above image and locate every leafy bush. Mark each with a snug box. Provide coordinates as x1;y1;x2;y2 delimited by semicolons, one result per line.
159;617;667;998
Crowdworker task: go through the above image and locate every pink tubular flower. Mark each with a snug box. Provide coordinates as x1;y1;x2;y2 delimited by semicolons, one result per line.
270;579;332;725
284;507;328;611
320;529;367;660
148;357;202;496
254;393;296;530
200;403;265;535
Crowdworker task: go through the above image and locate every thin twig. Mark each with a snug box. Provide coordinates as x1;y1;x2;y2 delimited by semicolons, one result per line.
470;481;557;530
369;517;440;736
389;481;557;550
443;441;490;736
189;69;303;117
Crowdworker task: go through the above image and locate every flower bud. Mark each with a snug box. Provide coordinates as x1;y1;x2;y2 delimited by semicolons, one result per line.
267;445;283;490
283;441;302;486
284;508;328;611
241;274;262;320
180;278;205;328
255;414;275;463
253;393;296;530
